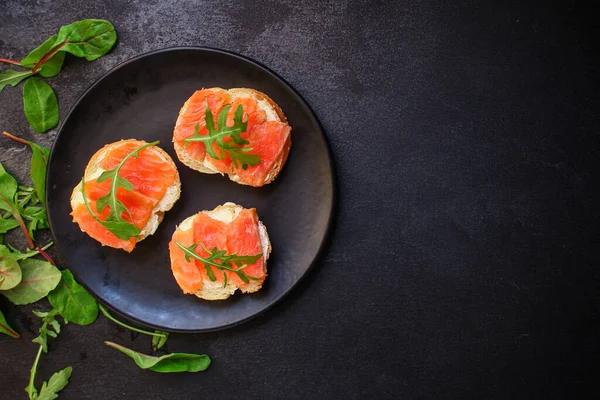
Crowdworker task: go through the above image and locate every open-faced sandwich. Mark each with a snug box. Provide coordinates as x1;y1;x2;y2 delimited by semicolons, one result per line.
173;88;292;187
169;202;271;300
71;139;180;252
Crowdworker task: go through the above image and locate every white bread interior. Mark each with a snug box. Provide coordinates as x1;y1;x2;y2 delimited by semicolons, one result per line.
70;139;181;246
172;202;271;300
173;88;291;187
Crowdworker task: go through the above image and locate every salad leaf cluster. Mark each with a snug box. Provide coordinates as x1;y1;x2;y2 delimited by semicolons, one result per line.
0;19;117;133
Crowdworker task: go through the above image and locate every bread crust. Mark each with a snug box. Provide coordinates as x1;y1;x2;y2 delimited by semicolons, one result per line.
173;88;292;186
170;202;271;300
70;139;181;249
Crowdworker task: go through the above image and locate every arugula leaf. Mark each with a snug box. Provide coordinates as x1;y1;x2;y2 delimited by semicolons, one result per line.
35;366;72;400
0;243;50;262
81;141;158;240
0;214;19;233
20;35;66;78
1;259;61;305
48;270;98;325
23;77;59;133
105;341;210;373
22;206;49;239
31;309;60;353
36;367;73;400
174;241;262;284
184;104;262;169
0;69;34;93
0;163;33;247
0;308;20;338
16;186;38;208
2;132;51;204
8;185;48;239
26;309;67;400
152;331;170;351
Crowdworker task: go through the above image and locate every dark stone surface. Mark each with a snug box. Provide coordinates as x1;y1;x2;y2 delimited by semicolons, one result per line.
1;1;598;399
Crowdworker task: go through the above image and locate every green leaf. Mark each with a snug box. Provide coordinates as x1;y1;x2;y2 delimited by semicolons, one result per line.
0;163;32;246
16;185;38;208
105;341;210;373
0;69;34;93
152;331;170;351
22;206;48;239
0;243;46;263
0;215;19;233
48;270;98;325
184;104;262;169
0;308;20;338
0;162;19;214
31;308;60;353
174;240;262;283
27;309;62;399
20;35;66;78
53;19;117;61
23;77;59;133
36;52;66;78
1;259;61;305
0;244;45;290
3;134;51;205
36;366;72;400
80;141;158;240
0;258;22;290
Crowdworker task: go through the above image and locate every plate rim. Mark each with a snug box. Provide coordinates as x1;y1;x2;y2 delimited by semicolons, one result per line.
46;46;337;333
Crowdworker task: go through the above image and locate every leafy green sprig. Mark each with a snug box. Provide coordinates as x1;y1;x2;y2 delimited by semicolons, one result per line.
105;341;210;373
174;241;262;286
2;132;51;248
0;19;117;133
26;309;73;400
184;103;262;169
81;141;159;240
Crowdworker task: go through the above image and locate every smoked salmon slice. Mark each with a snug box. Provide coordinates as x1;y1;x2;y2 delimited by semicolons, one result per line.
169;203;269;299
71;140;179;252
173;88;292;187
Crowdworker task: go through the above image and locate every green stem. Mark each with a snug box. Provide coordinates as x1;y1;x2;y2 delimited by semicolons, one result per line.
25;305;55;400
39;241;53;251
26;345;43;399
99;305;166;338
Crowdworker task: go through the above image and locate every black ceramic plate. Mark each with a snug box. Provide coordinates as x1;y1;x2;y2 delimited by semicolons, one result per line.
47;48;334;332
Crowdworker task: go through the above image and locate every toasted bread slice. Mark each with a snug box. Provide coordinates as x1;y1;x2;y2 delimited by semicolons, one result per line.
70;139;181;250
173;88;292;187
169;202;271;300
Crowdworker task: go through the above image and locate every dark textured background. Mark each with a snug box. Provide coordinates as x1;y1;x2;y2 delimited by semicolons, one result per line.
1;1;599;399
